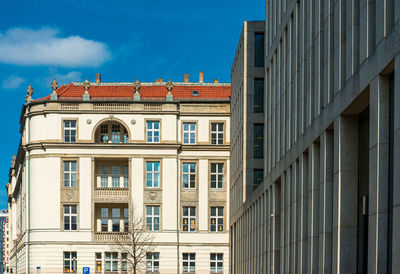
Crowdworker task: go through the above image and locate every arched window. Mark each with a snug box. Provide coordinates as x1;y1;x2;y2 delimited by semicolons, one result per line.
95;121;129;143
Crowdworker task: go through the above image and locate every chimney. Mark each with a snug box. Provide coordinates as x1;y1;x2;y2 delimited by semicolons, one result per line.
199;71;204;83
96;73;101;83
184;73;189;83
213;78;219;83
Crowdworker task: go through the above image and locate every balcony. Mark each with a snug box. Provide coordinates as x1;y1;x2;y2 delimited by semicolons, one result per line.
94;187;129;202
94;232;128;242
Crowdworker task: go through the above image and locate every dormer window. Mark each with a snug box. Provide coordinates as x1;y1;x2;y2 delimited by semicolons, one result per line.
192;90;199;96
95;121;129;143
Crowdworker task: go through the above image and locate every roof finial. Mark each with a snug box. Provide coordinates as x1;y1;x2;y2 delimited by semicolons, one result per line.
83;79;90;101
25;84;34;103
11;155;16;168
133;79;141;101
166;79;173;101
50;78;58;100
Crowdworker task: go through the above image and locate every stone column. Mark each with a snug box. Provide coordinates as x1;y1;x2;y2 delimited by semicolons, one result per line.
332;116;358;274
299;153;309;273
319;130;334;274
272;182;281;274
368;75;390;273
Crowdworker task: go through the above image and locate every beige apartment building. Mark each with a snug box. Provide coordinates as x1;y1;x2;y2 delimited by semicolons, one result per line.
7;73;230;273
231;1;400;274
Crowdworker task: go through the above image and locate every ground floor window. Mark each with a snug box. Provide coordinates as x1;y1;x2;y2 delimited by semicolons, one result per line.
63;251;77;273
105;252;118;271
210;253;223;272
146;252;160;272
95;252;102;272
182;253;195;272
121;253;128;271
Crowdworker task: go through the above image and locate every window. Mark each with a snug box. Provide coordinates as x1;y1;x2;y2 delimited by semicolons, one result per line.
210;163;224;189
112;208;120;232
254;33;264;67
64;205;77;231
101;208;108;232
63;161;77;187
100;124;108;143
182;207;196;232
146;206;160;231
100;166;108;187
183;123;196;144
64;251;77;273
146;161;160;188
182;163;196;189
95;253;102;272
253;169;263;190
254;124;264;158
124;208;129;232
96;122;128;144
254;78;264;112
123;166;129;188
64;120;77;143
210;207;224;232
112;166;120;187
146;252;160;272
121;253;128;272
211;123;224;144
105;252;118;271
210;253;223;272
147;121;160;143
182;253;195;272
112;124;121;143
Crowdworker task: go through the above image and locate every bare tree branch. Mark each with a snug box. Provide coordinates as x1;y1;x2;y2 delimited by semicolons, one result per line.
112;207;155;274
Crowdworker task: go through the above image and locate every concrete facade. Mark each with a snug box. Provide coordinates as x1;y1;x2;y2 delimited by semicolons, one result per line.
230;1;400;273
7;77;230;273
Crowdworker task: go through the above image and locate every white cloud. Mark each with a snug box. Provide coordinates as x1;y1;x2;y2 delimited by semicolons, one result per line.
53;71;82;84
1;76;25;89
0;27;111;67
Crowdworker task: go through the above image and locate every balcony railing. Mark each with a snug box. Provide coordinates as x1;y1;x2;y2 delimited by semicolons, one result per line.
94;232;128;242
94;187;129;202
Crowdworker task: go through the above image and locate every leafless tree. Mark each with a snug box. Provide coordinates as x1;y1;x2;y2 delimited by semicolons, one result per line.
113;208;154;274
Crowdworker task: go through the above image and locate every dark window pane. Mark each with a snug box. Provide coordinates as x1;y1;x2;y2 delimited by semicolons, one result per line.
254;78;264;112
254;124;264;158
254;33;264;67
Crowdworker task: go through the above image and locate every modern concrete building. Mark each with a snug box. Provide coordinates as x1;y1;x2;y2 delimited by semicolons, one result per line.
7;73;231;273
231;1;400;273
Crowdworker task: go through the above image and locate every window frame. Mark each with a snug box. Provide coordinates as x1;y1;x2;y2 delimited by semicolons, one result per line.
210;206;224;232
146;120;161;143
254;32;265;67
182;162;197;189
145;205;160;231
253;169;264;190
254;78;264;113
254;124;264;158
210;162;224;189
210;253;223;273
63;205;78;231
105;252;119;272
182;252;196;273
95;252;102;272
96;162;129;189
63;251;77;273
121;253;128;272
145;160;161;188
63;119;77;143
146;252;160;272
63;160;78;188
182;206;197;232
182;121;197;144
210;121;225;145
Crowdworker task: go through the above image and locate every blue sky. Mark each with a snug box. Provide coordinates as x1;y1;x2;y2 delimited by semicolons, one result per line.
0;0;264;209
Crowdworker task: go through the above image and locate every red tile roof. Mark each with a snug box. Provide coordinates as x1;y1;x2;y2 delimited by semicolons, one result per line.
35;82;231;102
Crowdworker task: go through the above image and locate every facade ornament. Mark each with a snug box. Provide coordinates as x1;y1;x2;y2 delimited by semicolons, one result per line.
130;119;136;125
86;119;92;125
11;155;16;168
166;79;173;101
83;79;90;101
25;84;34;103
50;79;58;100
133;79;141;101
